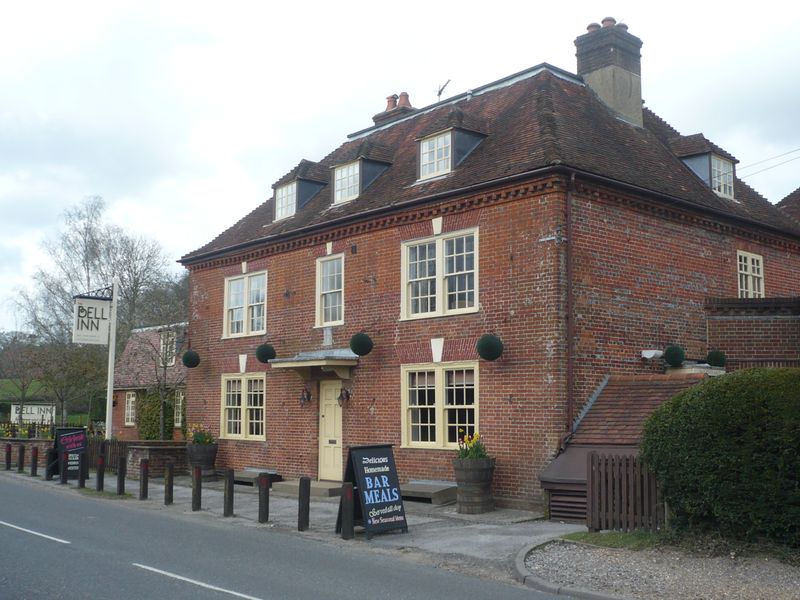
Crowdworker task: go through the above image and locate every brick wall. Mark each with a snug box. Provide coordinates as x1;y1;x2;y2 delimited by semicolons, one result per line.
570;184;800;415
706;298;800;369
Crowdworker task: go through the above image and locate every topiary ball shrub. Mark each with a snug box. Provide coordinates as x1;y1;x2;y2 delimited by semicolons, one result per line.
349;332;373;356
182;350;200;369
663;344;685;367
476;334;504;361
706;350;726;368
256;343;276;363
641;368;800;547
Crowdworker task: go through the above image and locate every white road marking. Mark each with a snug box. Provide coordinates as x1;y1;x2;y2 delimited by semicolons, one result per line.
0;520;71;544
132;563;265;600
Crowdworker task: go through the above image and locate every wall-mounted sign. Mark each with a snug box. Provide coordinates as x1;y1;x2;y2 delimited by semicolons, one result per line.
336;444;407;538
11;404;55;424
72;297;111;345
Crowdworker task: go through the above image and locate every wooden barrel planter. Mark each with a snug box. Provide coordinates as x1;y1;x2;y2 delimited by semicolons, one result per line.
186;443;218;481
453;457;496;514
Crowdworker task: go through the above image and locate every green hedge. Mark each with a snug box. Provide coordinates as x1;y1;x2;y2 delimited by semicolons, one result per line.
641;368;800;546
136;393;175;440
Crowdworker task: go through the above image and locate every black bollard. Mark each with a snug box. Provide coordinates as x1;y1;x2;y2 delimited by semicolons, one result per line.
45;448;57;480
298;476;311;531
17;444;25;473
257;473;270;523
96;454;105;492
139;459;149;500
341;482;354;540
191;466;202;511
4;444;10;471
30;446;38;477
59;452;69;485
223;469;234;517
78;454;86;488
117;455;126;495
164;462;173;506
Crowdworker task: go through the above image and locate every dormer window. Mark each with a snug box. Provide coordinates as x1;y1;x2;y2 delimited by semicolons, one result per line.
334;162;360;204
275;182;297;220
711;155;734;199
419;131;452;180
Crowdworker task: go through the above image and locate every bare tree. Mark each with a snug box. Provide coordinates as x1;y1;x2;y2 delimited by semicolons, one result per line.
14;197;187;428
0;332;42;427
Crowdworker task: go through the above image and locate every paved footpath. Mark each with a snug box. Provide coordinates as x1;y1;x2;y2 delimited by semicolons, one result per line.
1;470;586;591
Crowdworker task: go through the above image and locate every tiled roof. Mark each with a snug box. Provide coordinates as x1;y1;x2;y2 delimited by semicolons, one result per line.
668;133;737;162
182;66;800;263
569;374;705;446
778;187;800;224
114;326;187;390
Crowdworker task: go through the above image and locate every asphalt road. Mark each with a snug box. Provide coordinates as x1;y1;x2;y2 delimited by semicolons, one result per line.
0;475;561;600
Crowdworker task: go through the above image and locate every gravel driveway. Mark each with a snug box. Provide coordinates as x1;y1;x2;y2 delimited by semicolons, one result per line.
524;540;800;600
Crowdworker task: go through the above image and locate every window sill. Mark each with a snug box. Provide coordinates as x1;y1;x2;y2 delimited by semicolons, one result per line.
221;331;267;340
399;307;479;322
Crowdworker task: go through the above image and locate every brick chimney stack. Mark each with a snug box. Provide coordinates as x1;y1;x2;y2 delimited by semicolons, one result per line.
373;92;416;126
575;17;643;127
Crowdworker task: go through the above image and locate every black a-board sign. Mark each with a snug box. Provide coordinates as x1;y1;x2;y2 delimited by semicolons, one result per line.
54;427;88;479
336;444;408;538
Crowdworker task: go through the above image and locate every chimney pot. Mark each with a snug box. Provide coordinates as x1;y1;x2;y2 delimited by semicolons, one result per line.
586;22;601;33
397;92;412;108
601;16;617;28
384;94;398;112
616;22;628;32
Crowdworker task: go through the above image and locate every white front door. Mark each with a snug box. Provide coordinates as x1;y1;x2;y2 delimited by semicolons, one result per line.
318;380;343;481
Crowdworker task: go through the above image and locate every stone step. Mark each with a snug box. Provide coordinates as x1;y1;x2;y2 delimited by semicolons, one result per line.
271;479;342;497
224;469;282;487
400;480;457;505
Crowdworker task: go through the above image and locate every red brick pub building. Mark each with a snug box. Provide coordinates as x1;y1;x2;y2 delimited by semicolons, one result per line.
180;19;800;509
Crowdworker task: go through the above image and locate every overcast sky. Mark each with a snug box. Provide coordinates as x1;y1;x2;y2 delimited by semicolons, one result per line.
1;1;799;331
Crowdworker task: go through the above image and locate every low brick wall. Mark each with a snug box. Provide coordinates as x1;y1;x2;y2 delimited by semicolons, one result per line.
1;438;57;469
126;442;188;479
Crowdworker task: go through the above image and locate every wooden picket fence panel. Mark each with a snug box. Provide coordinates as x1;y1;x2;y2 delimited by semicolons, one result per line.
586;453;664;532
87;438;129;473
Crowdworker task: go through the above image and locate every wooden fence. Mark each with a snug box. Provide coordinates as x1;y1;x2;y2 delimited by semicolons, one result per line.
87;438;129;473
586;453;665;532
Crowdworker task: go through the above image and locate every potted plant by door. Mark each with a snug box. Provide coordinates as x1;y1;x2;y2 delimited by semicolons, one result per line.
186;424;218;481
452;429;495;514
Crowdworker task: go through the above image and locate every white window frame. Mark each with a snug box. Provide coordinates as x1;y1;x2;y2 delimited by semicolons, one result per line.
333;161;360;204
275;181;297;220
400;361;479;449
315;254;344;327
223;271;267;338
160;330;176;367
711;155;734;199
400;228;479;320
419;131;452;180
220;374;266;440
737;250;764;298
174;389;184;428
125;391;136;426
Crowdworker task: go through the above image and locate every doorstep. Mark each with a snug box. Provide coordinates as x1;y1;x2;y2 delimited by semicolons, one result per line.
271;479;342;497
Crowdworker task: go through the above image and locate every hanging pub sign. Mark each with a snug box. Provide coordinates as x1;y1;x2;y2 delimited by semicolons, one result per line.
72;296;112;345
55;427;88;480
336;444;408;538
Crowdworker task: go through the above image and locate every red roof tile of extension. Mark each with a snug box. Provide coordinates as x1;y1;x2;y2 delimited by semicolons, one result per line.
114;326;187;390
181;65;800;264
778;187;800;225
569;374;705;446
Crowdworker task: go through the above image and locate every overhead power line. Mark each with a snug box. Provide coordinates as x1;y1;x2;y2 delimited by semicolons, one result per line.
739;155;800;179
737;147;800;173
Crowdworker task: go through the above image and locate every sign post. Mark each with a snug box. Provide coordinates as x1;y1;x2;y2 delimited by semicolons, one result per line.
336;444;408;539
72;277;118;440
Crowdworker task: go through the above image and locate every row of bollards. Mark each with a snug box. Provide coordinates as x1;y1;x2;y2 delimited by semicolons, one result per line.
6;445;357;538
